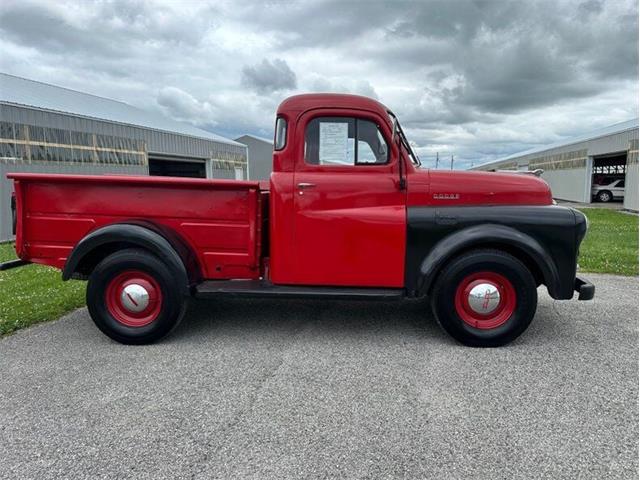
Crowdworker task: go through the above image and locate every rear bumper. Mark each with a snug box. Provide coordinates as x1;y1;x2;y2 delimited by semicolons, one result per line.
574;276;595;300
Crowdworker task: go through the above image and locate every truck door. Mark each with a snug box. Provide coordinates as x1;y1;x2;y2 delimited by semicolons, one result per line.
291;112;406;287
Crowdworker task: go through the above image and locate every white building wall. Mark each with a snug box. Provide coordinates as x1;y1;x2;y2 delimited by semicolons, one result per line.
624;140;638;211
623;162;638;211
470;120;638;206
541;168;589;203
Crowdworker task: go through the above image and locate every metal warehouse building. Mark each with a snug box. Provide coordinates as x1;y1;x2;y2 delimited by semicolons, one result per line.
0;73;248;241
469;119;639;212
234;134;274;180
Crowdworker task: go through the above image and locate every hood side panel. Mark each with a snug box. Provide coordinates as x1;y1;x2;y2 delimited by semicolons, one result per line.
408;169;553;207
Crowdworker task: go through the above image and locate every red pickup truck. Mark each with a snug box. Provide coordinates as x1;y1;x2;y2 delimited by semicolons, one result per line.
3;93;594;347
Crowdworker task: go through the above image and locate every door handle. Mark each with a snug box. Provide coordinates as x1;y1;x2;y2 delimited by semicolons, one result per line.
297;182;316;189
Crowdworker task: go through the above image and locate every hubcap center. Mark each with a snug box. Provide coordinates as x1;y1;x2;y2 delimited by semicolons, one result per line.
468;283;501;314
120;284;150;313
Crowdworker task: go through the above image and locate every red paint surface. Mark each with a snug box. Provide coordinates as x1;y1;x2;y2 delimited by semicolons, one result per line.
270;103;405;287
454;271;517;329
406;168;553;207
9;93;553;288
105;270;162;327
10;173;262;279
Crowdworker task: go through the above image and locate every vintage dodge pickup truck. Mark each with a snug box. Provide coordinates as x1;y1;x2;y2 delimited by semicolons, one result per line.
2;93;594;347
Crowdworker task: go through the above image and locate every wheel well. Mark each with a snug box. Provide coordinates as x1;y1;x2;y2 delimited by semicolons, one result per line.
72;242;146;280
428;241;545;294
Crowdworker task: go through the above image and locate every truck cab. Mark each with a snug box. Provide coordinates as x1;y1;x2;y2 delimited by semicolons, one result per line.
4;93;594;347
269;94;408;287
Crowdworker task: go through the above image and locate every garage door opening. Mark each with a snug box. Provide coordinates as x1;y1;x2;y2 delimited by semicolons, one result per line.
591;152;627;203
149;157;206;178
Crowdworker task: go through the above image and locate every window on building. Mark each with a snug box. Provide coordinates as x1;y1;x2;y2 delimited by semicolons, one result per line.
0;121;14;140
0;142;15;158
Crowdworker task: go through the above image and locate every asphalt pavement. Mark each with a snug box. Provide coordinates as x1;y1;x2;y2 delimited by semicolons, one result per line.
1;273;637;479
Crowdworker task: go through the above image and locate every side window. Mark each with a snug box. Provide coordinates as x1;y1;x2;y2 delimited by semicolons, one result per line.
274;117;287;150
304;117;388;166
618;180;625;187
356;119;388;164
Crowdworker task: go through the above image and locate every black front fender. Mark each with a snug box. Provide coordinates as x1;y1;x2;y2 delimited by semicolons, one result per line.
406;205;581;300
62;223;191;295
416;223;561;297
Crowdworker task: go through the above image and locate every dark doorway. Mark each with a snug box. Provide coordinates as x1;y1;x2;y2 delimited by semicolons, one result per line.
149;157;206;178
591;152;627;203
592;152;627;176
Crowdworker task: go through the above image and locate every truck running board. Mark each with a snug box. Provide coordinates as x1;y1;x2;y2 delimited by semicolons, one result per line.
0;259;30;271
194;280;405;300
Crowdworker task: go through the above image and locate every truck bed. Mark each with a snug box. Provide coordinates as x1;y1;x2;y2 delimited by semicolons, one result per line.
9;173;264;280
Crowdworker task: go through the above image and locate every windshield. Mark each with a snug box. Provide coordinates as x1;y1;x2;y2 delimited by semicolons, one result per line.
388;111;421;167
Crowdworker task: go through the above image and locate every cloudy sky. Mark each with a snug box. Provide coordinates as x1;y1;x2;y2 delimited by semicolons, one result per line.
1;0;637;169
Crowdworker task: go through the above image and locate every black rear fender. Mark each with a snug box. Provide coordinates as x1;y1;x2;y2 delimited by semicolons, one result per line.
62;222;200;295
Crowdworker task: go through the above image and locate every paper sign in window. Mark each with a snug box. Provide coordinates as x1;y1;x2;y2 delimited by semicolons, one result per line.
319;122;350;165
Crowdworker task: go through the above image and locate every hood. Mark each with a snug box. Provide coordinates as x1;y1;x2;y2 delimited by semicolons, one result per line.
409;169;553;206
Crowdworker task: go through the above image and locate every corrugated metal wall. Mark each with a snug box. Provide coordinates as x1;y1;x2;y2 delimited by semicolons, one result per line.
235;135;274;180
471;126;639;204
0;103;250;241
532;150;590;202
1;103;247;164
540;167;590;203
0;158;146;242
624;139;638;211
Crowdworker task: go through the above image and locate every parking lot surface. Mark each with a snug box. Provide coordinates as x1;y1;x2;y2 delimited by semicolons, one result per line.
1;273;637;479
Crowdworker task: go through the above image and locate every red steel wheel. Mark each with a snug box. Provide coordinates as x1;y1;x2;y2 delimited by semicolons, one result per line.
454;271;517;330
105;270;163;327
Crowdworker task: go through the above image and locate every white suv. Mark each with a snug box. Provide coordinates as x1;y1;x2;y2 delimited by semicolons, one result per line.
591;179;625;202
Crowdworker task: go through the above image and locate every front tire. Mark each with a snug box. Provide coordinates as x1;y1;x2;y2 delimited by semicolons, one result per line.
431;249;537;347
87;248;186;344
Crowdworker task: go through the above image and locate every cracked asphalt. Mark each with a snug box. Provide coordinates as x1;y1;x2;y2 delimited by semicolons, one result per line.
1;273;637;479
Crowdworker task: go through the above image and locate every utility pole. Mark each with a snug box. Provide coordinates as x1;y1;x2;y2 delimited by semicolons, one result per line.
435;152;439;169
450;154;454;170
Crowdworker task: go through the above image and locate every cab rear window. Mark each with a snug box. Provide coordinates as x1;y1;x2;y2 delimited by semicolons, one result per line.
274;117;287;150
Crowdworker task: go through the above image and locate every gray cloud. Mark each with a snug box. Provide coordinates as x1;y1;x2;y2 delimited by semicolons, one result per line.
157;86;214;124
0;0;637;169
0;0;214;58
242;58;297;94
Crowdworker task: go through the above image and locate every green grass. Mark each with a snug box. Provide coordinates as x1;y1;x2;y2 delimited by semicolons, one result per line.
0;243;86;336
0;207;636;335
577;208;638;276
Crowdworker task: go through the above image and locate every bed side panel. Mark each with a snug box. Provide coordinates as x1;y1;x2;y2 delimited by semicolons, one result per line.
15;175;261;279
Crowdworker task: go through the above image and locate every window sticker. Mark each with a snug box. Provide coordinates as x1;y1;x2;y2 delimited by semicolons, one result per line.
319;122;350;165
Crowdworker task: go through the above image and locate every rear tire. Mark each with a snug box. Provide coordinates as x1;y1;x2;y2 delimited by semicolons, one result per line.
431;249;537;347
87;248;186;344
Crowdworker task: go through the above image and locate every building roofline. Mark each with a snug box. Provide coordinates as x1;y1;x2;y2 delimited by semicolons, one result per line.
235;133;274;145
1;72;135;107
0;72;245;148
0;100;245;148
470;118;639;170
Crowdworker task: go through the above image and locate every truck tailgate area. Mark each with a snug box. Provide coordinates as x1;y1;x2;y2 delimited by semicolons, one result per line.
10;173;263;280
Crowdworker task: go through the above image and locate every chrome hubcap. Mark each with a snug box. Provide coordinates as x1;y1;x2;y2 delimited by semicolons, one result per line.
120;284;150;313
468;283;501;314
